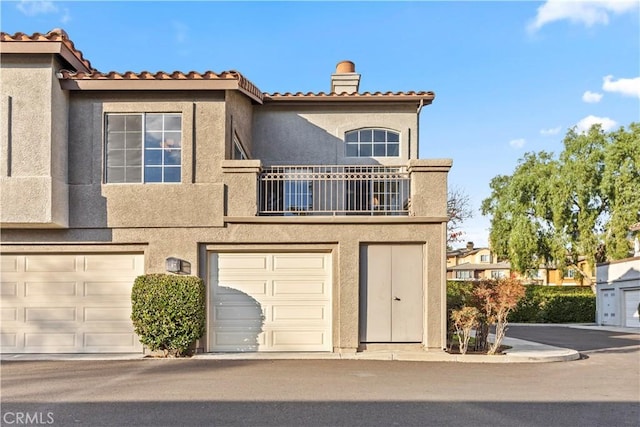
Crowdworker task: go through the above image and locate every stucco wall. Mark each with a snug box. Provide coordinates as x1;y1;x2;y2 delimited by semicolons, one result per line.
252;103;418;166
225;90;253;158
66;93;227;228
0;54;68;227
2;219;448;351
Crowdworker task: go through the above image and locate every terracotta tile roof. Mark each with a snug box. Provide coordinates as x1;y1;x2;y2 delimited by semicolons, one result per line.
1;29;93;72
264;91;435;102
3;29;433;104
57;70;264;102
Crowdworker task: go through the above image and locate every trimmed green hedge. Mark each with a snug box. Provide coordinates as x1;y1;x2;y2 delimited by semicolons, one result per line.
508;285;595;323
131;274;206;356
447;282;596;324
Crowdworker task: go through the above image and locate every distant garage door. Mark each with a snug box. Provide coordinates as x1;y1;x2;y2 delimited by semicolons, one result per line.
209;252;332;352
1;254;144;353
624;289;640;327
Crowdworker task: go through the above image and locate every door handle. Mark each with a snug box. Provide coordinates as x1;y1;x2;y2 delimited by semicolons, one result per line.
394;297;401;301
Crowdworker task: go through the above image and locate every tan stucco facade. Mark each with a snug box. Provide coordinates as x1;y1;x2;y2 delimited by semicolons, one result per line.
1;30;452;353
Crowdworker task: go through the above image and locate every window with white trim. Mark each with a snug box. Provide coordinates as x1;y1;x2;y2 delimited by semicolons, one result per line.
345;128;400;157
233;133;248;160
105;113;182;183
456;270;473;280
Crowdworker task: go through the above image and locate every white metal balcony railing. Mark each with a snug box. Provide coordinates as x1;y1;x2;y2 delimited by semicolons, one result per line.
259;165;410;216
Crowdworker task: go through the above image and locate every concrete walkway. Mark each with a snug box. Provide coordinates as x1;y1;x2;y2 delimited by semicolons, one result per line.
3;325;636;363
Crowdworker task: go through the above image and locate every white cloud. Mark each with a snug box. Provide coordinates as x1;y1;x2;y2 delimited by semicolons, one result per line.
509;138;526;149
61;8;71;24
602;75;640;98
528;0;638;33
575;115;617;133
582;90;603;103
540;126;562;136
16;0;57;16
172;21;189;44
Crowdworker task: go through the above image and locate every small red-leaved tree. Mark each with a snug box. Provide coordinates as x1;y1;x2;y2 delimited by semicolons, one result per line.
473;278;525;355
451;306;480;355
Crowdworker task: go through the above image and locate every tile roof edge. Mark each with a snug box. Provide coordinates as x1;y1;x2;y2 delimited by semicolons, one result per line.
1;29;94;72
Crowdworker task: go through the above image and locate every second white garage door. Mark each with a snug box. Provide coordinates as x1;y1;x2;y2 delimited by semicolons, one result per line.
624;289;640;327
209;252;332;352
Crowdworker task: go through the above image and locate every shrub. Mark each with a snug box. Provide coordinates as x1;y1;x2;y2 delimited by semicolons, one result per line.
472;278;525;355
131;274;206;357
508;285;595;323
451;306;480;355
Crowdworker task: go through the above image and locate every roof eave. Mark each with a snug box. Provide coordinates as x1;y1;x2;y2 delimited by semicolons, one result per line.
1;40;92;73
58;78;264;104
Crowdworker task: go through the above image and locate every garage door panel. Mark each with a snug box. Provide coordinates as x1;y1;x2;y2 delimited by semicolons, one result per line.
273;254;327;272
272;330;328;347
84;307;132;322
218;254;269;271
25;282;77;297
1;282;18;296
212;328;266;349
83;255;141;272
2;333;17;347
25;333;76;348
215;281;268;297
1;256;19;272
2;308;17;321
273;280;328;296
0;253;144;353
210;252;332;352
84;333;137;348
25;307;76;322
25;255;77;272
272;305;328;321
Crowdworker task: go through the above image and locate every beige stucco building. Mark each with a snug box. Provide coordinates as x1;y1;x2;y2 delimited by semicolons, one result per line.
0;30;452;354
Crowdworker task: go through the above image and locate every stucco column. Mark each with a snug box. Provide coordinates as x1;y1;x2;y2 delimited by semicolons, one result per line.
337;238;360;352
407;159;452;218
221;160;261;217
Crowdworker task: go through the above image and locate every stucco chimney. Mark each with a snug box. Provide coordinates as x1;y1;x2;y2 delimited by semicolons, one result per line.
331;60;360;94
466;242;474;250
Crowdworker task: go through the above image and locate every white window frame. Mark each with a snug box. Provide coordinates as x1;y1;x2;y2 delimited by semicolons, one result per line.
233;133;248;160
105;113;182;184
345;128;400;158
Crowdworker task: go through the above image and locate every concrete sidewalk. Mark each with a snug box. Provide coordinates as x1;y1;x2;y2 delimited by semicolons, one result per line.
4;325;635;363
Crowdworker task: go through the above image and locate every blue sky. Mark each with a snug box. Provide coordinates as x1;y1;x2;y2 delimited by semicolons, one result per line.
3;1;639;247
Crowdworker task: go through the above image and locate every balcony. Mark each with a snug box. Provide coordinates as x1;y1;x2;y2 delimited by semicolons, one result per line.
258;165;410;216
221;159;451;219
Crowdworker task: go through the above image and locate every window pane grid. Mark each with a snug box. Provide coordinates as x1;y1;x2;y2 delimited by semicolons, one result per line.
345;129;400;158
105;113;181;183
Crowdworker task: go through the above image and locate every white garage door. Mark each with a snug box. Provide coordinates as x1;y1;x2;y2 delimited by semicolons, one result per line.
623;289;640;328
209;252;332;352
1;254;144;353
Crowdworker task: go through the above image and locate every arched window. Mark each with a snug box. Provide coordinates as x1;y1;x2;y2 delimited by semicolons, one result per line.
345;128;400;157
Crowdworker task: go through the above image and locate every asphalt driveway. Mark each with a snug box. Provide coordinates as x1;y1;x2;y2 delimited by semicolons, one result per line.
505;324;640;353
2;326;639;427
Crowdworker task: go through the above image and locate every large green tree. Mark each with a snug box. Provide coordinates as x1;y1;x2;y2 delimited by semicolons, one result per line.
481;123;640;285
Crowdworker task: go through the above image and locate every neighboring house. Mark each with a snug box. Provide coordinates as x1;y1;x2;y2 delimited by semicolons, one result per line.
0;30;452;354
446;242;510;281
596;257;640;328
446;242;593;286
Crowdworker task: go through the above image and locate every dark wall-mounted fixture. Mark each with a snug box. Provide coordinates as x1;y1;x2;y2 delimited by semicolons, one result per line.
165;257;191;275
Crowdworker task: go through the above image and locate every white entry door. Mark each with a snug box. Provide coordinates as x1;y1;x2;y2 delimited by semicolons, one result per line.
599;289;618;326
360;244;424;343
209;252;332;352
1;253;144;353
